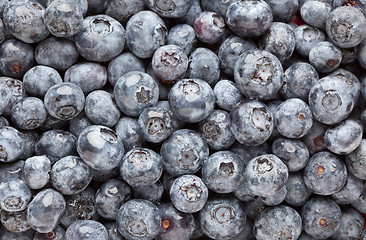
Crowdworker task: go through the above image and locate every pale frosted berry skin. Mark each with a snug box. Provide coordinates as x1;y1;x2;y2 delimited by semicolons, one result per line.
346;139;366;180
261;185;287;206
351;184;366;213
275;98;313;139
35;129;77;164
234;49;283;100
285;171;312;207
114;71;159;117
152;44;188;81
75;14;126;62
332;173;363;205
107;52;145;86
17;129;38;159
177;0;202;26
77;125;124;171
138;106;174;143
244;154;289;198
51;156;92;195
144;0;193;18
309;41;342;73
133;181;164;203
0;126;25;163
333;0;366;16
116;199;161;240
0;209;30;233
308;76;354;125
23;65;62;98
253;205;302;240
332;208;365;240
169;174;208;213
0;227;35;240
304;151;347;196
65;220;108;240
160;129;209;176
167;24;197;55
3;0;49;43
115;116;146;152
301;197;342;239
27;188;66;233
201;151;244;193
194;11;225;44
64;62;107;95
218;35;257;76
226;0;273;38
120;147;163;187
22;155;51;190
11;97;47;130
125;10;167;59
0;83;10;115
329;68;361;102
213;80;244;112
95;179;131;220
157;202;195;240
199;197;247;240
258;22;296;63
300;0;332;30
229;99;274;146
43;0;83;38
199;110;235;150
105;0;145;24
294;24;326;57
0;160;25;183
0;178;31;212
84;90;121;127
0;77;27;116
168;79;215;123
265;0;298;22
326;6;366;48
44;82;85;121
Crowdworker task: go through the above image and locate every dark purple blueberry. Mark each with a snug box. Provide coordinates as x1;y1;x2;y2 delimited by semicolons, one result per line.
230;138;271;166
167;24;197;55
65;220;108;240
332;173;363;205
132;181;164;203
0;178;31;212
253;205;302;240
264;0;298;22
194;11;225;44
328;68;361;102
303;151;347;196
302;120;328;155
332;208;365;240
22;155;51;190
116;199;161;240
241;197;267;220
309;41;342;73
105;0;145;24
213;80;244;111
177;0;202;26
0;82;10;115
115;116;146;152
0;126;25;163
346;139;366;180
294;24;326;57
226;0;273;38
144;0;192;18
285;171;312;207
0;227;35;240
300;0;332;29
68;112;92;138
18;129;38;160
104;222;124;240
11;97;47;130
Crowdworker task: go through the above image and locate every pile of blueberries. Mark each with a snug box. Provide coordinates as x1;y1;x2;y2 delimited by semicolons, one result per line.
2;0;366;239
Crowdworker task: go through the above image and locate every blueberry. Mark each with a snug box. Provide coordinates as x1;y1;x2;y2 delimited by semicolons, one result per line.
35;37;79;71
107;52;145;86
218;35;256;76
275;98;313;139
308;76;355;125
333;0;366;16
194;11;225;44
244;154;289;197
125;10;167;58
258;22;296;63
74;14;126;62
264;0;298;22
120;147;163;187
350;184;366;213
301;196;342;239
104;222;124;240
168;78;215;123
23;65;62;98
294;24;326;57
116;199;161;240
285;171;312;207
328;68;361;102
44;82;85;121
0;160;24;183
226;0;273;38
302;119;328;155
187;47;220;86
229;99;274;146
332;173;363;205
230;139;271;165
200;0;236;18
132;181;164;204
169;174;208;213
199;109;235;150
114;71;159;117
0;77;27;116
84;90;121;127
332;208;365;240
234;180;256;202
27;188;66;233
69;111;92;138
241;196;267;221
326;6;366;48
309;41;342;73
253;205;302;240
105;0;145;24
177;0;202;26
303;151;347;195
324;119;363;155
77;125;124;171
0;39;35;79
44;0;83;38
0;126;25;163
35;129;77;164
199;197;247;240
201;151;245;193
234;49;283;100
160;129;209;176
11;97;47;130
3;0;49;43
91;165;120;182
17;130;39;159
0;209;30;233
115;116;146;152
157;202;195;240
346;139;366;180
152;44;188;81
0;178;31;212
0;227;35;239
260;185;287;206
0;82;10;115
300;0;332;30
65;220;108;240
64;62;107;95
33;225;65;240
167;24;197;55
22;155;51;190
213;80;244;111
